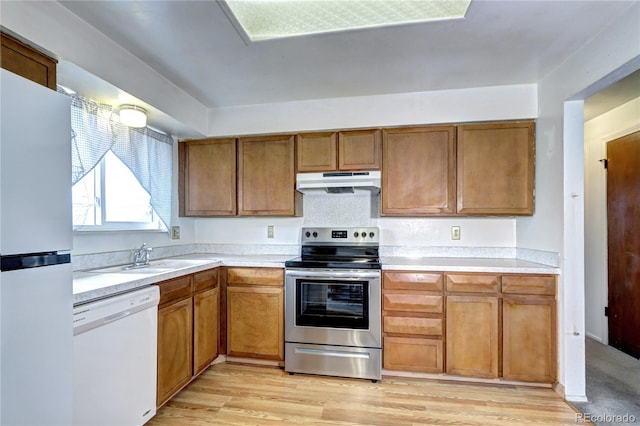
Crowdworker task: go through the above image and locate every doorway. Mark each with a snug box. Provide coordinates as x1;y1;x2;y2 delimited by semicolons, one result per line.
607;131;640;359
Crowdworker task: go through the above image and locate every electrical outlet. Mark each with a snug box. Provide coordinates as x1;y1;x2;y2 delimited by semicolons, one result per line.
171;226;181;240
451;226;461;240
267;225;275;238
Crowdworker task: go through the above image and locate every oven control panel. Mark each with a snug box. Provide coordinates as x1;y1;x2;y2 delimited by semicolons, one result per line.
301;227;379;244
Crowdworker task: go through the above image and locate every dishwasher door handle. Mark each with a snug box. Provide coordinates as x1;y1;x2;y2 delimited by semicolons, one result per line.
103;310;130;325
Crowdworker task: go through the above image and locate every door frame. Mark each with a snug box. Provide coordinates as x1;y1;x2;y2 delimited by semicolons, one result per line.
560;57;639;401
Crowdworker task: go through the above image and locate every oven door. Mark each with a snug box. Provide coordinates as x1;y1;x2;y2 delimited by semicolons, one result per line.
285;269;381;348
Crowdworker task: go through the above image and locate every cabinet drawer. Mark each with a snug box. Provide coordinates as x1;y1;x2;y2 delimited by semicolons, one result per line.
383;293;443;313
382;271;443;291
502;275;556;296
383;336;443;373
193;268;219;293
227;267;284;286
158;275;192;306
384;316;442;336
446;274;500;293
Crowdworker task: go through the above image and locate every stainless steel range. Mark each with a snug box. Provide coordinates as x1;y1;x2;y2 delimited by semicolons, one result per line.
284;227;381;381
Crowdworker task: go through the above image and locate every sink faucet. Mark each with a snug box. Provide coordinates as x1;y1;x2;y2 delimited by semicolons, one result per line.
132;243;153;267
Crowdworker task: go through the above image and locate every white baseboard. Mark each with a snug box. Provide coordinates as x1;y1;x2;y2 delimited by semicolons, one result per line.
566;395;589;403
585;332;603;343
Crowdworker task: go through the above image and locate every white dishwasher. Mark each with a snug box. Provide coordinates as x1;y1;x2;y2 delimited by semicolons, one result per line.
73;285;160;426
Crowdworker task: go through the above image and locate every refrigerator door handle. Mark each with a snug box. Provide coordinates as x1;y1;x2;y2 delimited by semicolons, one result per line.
0;252;71;271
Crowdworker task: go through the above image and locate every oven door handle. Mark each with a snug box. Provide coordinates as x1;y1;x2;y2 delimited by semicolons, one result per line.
285;269;380;280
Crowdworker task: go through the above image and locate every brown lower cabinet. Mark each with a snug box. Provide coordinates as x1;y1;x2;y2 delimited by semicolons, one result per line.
446;294;501;378
156;268;219;407
502;275;557;383
382;271;445;373
383;271;557;384
226;267;284;361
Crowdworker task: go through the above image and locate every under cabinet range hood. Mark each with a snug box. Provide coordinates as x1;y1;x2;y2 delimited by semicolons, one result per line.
296;171;381;194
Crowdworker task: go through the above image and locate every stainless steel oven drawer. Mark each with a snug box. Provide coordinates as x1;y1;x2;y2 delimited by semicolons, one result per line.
285;342;381;381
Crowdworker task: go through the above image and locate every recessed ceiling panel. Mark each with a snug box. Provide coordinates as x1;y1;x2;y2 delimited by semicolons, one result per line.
221;0;471;42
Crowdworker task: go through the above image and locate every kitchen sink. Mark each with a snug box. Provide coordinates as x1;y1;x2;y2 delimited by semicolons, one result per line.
87;258;212;274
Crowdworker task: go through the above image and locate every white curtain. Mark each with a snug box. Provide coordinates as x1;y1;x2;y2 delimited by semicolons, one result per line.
62;89;173;231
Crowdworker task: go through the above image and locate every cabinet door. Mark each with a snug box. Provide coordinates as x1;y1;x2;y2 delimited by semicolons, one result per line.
179;138;236;216
446;295;500;378
227;286;284;360
382;126;456;215
297;132;337;172
384;336;443;373
457;121;535;215
193;287;220;375
338;129;381;171
1;32;57;90
238;135;298;216
503;296;556;382
157;298;193;406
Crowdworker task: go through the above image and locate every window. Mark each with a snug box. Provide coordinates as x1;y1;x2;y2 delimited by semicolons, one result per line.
73;151;164;231
63;87;173;232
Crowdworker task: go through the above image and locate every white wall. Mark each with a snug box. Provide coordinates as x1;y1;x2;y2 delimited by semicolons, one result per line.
207;84;536;136
584;97;640;344
517;3;640;401
195;193;516;249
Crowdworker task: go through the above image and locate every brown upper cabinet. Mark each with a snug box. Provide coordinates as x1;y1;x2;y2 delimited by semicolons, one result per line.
179;134;301;217
381;121;535;217
457;121;535;215
179;138;237;216
180;120;534;218
382;126;456;215
238;134;301;216
297;129;381;172
296;132;337;172
1;32;57;90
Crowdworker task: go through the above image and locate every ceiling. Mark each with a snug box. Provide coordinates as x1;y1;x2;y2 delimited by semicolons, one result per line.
52;0;638;134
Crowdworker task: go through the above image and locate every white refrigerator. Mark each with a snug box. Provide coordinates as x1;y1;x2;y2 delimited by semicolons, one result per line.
0;69;73;425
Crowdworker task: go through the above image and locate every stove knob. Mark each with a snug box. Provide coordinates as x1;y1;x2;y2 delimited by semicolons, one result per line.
305;231;311;238
312;231;318;238
369;232;375;238
354;232;359;238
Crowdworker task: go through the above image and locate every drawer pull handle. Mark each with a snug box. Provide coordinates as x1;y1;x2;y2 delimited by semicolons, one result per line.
295;347;370;359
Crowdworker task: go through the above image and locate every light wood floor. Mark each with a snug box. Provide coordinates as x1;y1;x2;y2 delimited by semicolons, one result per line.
148;363;585;425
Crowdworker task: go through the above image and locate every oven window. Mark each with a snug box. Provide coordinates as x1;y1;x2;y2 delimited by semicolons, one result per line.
295;279;369;329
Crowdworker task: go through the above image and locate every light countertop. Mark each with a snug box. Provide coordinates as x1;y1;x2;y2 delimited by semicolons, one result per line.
381;256;559;274
73;254;292;305
74;253;559;305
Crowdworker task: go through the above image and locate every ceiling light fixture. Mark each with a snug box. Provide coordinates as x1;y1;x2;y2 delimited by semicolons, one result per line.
119;105;147;128
220;0;472;43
